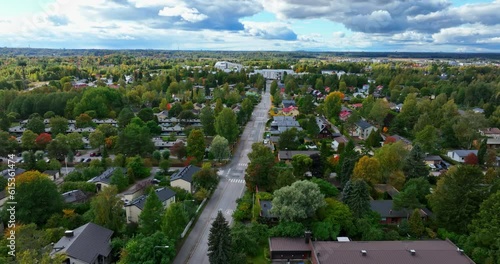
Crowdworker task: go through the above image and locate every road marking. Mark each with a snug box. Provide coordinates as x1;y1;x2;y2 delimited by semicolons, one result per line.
225;209;233;215
238;163;248;167
225;168;231;176
229;178;245;183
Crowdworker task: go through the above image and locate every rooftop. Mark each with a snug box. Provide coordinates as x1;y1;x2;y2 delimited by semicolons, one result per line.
170;165;201;183
127;187;176;210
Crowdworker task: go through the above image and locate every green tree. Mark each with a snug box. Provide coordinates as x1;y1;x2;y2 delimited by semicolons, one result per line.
90;186;124;233
21;129;38;150
310;178;339;198
274;168;296;190
162;202;188;240
270;80;278;95
270;180;326;221
210;135;230;162
393;185;423;211
0;131;19;156
139;188;165;235
110;168;128;192
200;106;216;136
208;211;232;264
429;165;488;233
89;130;105;151
127;156;151;180
291;154;312;177
317;198;355;235
193;163;219;191
402;144;430;179
338;139;359;187
408;208;425;238
137;108;155;122
324;91;344;120
75;113;93;128
278;127;299;150
187;129;206;163
117;107;135;129
477;138;487;165
298;94;316;115
26;117;45;134
245;143;276;192
96;123;118;137
215;108;239;144
368;99;389;126
341;180;370;218
374;141;408;183
119;231;175;264
3;171;63;226
414;125;439;153
66;132;83;150
116;118;155;157
49;116;68;136
47;134;70;160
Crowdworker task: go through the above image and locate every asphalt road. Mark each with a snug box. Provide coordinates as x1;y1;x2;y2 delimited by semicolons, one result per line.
173;85;271;264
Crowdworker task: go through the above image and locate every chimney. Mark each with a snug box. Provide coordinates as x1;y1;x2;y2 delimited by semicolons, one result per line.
64;230;74;237
410;249;416;256
389;210;392;214
305;231;312;244
361;250;367;256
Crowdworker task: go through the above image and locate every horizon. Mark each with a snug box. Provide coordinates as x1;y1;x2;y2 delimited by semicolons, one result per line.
1;0;499;52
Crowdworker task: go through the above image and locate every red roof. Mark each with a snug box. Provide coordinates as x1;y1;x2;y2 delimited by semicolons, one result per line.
351;103;363;108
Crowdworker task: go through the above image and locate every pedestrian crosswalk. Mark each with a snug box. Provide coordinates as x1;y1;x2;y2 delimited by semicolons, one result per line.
238;163;248;167
229;178;245;184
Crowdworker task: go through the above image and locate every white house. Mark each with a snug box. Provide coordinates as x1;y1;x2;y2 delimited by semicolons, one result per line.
447;150;478;163
331;136;349;152
170;165;201;193
351;120;377;140
125;187;176;223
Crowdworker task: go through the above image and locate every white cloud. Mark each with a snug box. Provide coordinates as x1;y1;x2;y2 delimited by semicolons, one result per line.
159;6;208;22
241;21;297;40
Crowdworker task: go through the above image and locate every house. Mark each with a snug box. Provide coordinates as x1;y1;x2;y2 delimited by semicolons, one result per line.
1;168;26;180
424;155;444;166
62;190;89;204
281;106;299;116
282;100;296;108
278;150;320;162
269;237;312;261
43;170;60;181
51;222;114;264
447;150;479;163
370;200;431;224
87;167;127;192
479;127;500;138
382;134;413;150
487;138;500;149
316;117;335;139
125;187;176;223
351;120;377;140
170;165;201;193
331;136;348;152
270;116;302;135
339;107;352;121
373;184;400;199
120;179;152;204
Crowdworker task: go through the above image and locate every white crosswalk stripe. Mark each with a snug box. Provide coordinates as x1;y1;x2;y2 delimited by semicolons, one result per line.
238;163;248;167
229;178;245;184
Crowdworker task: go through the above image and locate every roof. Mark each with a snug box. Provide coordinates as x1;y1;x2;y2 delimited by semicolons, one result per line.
480;127;500;135
356;120;374;130
424;155;443;162
52;222;113;264
387;134;412;145
449;150;478;158
170;165;201;183
1;168;26;179
87;167;126;185
260;200;276;218
43;170;59;176
370;200;409;218
282;100;296;108
313;240;475;264
334;136;349;144
278;150;320;160
127;187;176;210
269;238;310;252
62;190;88;204
373;184;400;198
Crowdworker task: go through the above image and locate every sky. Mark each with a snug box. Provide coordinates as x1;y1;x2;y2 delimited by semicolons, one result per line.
0;0;499;52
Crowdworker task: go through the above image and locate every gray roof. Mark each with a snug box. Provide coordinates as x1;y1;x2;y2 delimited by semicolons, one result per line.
52;222;113;264
260;200;276;218
269;238;310;252
62;190;88;204
273;116;296;122
127;187;176;210
450;150;478;158
370;200;431;218
87;167;126;185
356;120;374;130
424;155;443;162
1;168;26;180
282;100;296;108
278;150;320;160
43;170;59;176
170;165;201;183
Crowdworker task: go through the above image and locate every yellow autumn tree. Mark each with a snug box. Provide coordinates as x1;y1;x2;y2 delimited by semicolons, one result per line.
352;155;382;185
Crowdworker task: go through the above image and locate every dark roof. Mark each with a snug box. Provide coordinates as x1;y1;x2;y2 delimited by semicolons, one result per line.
127;187;176;210
370;200;409;218
43;170;59;176
52;222;113;264
313;240;475;264
424;155;443;162
269;238;310;252
62;190;88;204
1;168;26;179
278;150;320;160
260;200;276;218
88;167;126;184
373;184;400;198
170;165;201;183
282;100;296;108
356;120;374;130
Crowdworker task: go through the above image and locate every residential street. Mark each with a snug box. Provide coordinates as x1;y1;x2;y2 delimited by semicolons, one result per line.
173;85;271;264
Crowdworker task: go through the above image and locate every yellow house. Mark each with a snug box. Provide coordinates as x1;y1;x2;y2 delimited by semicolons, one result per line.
170;165;201;193
125;187;176;223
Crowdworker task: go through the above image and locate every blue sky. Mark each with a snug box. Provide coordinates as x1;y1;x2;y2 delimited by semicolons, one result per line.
0;0;499;52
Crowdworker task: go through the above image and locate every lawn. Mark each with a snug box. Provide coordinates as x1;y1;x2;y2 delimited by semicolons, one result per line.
247;244;270;264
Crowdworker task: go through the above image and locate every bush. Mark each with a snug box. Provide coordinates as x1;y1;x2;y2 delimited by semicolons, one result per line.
60;181;97;193
257;192;273;201
270;222;305;237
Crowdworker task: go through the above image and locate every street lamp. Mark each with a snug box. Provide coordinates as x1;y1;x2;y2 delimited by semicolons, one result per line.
153;245;170;264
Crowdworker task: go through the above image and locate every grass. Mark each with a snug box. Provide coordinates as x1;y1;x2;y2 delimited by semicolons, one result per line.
247;244;270;264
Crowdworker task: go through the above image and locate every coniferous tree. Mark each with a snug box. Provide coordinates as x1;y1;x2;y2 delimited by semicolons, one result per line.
208;211;232;264
408;208;425;238
341;179;370;218
338;140;359;187
402;144;430;179
478;138;487;165
139;188;164;236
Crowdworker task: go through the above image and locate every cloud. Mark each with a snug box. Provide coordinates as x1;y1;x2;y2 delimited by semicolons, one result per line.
159;6;208;23
242;21;297;40
47;15;69;26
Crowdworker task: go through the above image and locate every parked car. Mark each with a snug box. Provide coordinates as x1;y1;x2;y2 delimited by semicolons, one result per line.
75;151;81;157
86;158;92;163
90;152;96;157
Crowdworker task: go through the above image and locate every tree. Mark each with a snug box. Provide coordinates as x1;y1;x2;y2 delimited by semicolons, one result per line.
162;202;188;240
210;135;230;162
270;180;326;221
66;132;83;150
96;123;118;137
467;190;500;264
477;138;487;165
402;144;430;179
341;180;370;218
187;129;206;163
368;99;389;126
200;106;216;136
338;140;359;187
429;165;488;233
21;129;38;150
374;141;408;183
317;198;355;235
408;208;425;238
116;118;155;157
298;94;316;115
90;186;124;233
215;108;239;144
89;130;105;151
119;231;175;264
139;188;164;235
127;156;151;180
310;178;339;198
274;168;296;190
171;141;187;160
453;112;487;149
245;143;276;192
352;156;381;185
0;131;19;156
110;168;128;192
305;115;320;136
137;108;155;122
393;185;423;211
117;107;135;129
291;154;312;177
75;113;93;128
49;116;68;136
365;130;382;149
324;91;344;120
270;80;278;95
414;125;439;153
278;127;299;150
0;111;11;132
26;117;45;134
193;163;219;191
3;171;63;226
464;153;479;165
35;133;52;149
208;211;232;264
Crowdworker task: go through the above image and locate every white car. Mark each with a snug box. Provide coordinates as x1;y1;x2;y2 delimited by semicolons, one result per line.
263;139;269;144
